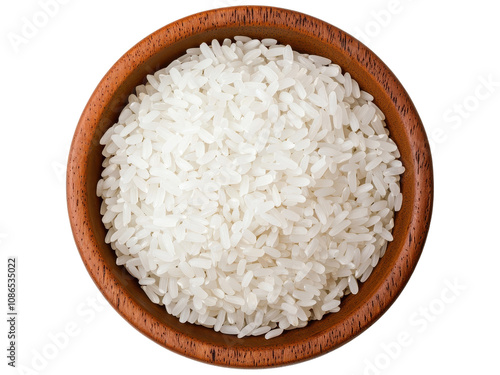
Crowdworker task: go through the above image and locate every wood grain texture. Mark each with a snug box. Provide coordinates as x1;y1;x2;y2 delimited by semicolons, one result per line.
67;6;433;368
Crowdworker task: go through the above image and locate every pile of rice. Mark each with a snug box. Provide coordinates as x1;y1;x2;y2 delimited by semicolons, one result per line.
97;36;404;339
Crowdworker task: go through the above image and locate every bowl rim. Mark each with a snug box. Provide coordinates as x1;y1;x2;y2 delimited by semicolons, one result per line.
67;5;433;368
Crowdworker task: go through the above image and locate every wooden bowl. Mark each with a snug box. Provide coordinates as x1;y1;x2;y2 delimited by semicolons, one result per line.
67;6;433;368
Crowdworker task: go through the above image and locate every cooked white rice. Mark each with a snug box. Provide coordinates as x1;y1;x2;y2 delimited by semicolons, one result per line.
97;37;404;339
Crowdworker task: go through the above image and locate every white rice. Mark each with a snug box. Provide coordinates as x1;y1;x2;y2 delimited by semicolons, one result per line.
97;37;404;339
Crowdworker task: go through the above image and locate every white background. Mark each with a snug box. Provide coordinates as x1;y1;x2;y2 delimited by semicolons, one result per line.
1;0;499;374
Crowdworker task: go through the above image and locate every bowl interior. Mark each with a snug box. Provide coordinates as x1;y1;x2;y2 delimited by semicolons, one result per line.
72;7;430;367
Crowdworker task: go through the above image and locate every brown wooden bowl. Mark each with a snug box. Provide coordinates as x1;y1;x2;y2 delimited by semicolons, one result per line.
67;6;433;368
